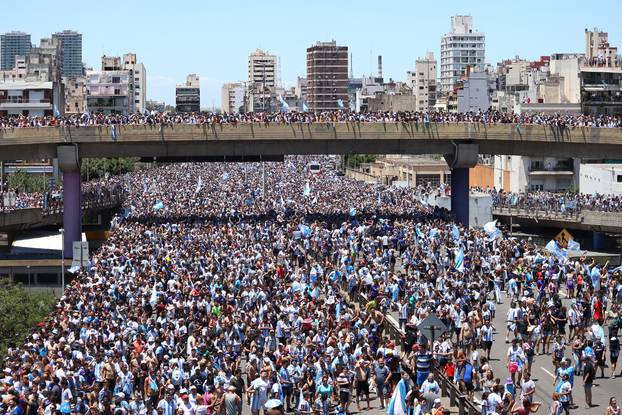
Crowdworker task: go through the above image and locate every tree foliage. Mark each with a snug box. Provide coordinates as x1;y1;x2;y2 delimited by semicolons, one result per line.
7;170;47;193
0;278;55;356
81;158;138;180
345;154;377;169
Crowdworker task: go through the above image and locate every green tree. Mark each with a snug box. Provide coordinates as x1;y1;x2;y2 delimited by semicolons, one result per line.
81;157;138;180
345;154;377;169
0;278;55;356
7;170;46;193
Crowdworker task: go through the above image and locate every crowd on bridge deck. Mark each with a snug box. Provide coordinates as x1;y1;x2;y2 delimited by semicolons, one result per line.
486;189;622;213
1;110;622;129
0;180;127;213
0;157;621;415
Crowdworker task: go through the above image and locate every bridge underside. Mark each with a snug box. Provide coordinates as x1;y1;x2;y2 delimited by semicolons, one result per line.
3;139;622;161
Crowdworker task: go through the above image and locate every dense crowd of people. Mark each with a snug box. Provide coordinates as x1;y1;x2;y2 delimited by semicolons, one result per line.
0;180;127;213
488;190;622;213
0;110;621;129
0;157;620;415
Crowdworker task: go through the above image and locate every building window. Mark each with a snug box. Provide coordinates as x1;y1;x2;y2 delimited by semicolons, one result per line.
617;175;622;183
111;76;120;84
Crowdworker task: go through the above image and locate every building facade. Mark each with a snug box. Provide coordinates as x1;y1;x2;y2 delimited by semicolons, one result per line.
457;71;490;112
85;53;146;115
407;52;437;111
248;49;279;112
306;41;349;112
440;16;485;94
64;76;86;114
0;32;31;71
52;30;82;78
176;74;200;113
122;53;146;113
579;164;622;195
221;82;245;113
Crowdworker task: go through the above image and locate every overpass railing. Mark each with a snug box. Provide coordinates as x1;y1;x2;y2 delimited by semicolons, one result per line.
492;205;583;220
342;286;481;415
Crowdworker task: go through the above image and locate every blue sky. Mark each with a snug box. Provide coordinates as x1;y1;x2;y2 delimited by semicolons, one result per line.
2;0;620;108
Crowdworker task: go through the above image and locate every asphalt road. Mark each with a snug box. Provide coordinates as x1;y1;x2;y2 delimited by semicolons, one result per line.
483;295;621;414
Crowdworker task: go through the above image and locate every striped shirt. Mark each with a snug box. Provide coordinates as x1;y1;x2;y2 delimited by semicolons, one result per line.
416;352;433;372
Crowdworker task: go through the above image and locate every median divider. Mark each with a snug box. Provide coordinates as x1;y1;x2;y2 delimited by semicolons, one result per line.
341;287;481;415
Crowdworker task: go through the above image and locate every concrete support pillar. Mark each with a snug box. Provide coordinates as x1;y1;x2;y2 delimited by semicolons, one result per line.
593;231;605;251
451;168;470;225
444;143;479;226
58;145;81;257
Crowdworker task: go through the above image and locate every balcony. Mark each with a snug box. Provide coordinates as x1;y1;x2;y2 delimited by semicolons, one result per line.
0;98;52;109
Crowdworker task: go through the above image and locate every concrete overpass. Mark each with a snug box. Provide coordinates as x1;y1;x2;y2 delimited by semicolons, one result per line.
2;122;622;254
1;122;622;160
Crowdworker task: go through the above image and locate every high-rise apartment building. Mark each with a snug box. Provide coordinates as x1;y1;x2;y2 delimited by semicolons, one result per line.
1;31;31;70
221;82;246;113
440;16;485;93
52;30;82;77
86;53;147;115
122;53;147;113
306;41;349;112
248;49;279;112
176;74;200;113
407;52;437;111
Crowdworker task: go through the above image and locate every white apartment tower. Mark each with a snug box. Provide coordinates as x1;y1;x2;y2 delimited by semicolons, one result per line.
440;16;485;94
407;52;437;111
221;82;246;113
248;49;279;112
122;53;147;113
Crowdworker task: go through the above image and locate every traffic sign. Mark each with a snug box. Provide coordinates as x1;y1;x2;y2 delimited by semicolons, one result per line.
417;313;447;343
555;228;573;249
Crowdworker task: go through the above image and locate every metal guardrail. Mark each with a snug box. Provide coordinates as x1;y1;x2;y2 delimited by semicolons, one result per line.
492;205;583;220
40;193;125;216
342;287;481;415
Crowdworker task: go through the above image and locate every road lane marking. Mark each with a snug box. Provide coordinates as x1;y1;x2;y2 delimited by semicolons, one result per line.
541;367;555;378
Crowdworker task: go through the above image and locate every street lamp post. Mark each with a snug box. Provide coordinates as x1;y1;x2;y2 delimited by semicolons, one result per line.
27;265;31;288
59;228;65;296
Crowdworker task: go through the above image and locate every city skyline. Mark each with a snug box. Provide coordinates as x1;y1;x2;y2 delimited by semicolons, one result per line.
1;0;620;108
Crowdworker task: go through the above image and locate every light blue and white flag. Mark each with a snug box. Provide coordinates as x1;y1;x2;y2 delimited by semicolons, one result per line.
195;176;203;194
428;228;438;239
349;207;357;217
454;248;465;272
545;239;567;261
222;172;230;181
415;224;424;240
452;224;460;241
302;102;309;112
303;181;311;197
567;239;581;251
278;95;290;111
337;99;345;109
299;224;311;238
484;220;502;241
566;200;577;209
510;194;519;206
153;201;164;211
387;378;408;415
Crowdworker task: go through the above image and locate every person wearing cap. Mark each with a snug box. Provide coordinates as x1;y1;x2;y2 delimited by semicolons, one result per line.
431;398;444;415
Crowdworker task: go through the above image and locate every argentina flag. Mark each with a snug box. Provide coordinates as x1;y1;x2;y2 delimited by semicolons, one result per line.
454;248;465;272
387;378;408;415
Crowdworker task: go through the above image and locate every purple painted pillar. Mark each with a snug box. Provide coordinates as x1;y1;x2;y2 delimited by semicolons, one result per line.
451;167;470;226
62;170;81;256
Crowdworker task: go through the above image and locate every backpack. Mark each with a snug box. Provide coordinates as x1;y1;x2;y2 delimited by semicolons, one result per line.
462;364;473;383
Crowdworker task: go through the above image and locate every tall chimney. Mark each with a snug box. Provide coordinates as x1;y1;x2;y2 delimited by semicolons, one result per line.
378;55;383;79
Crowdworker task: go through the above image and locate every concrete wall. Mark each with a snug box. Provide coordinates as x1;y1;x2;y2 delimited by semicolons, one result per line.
469;164;495;189
434;193;493;228
579;164;622;195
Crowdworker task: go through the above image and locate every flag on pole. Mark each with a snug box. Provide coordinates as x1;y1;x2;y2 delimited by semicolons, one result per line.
303;181;311;197
195;176;203;194
222;172;230;181
452;224;460;241
387;378;408;415
567;239;581;251
299;224;311;238
337;99;344;109
454;248;465;272
153;201;164;211
302;102;309;112
545;239;567;261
